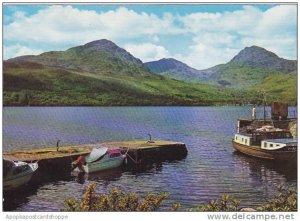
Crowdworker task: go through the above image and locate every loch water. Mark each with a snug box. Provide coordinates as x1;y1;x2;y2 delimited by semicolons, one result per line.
3;106;297;211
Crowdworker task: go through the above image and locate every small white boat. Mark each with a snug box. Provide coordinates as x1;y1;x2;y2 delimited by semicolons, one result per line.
3;159;38;191
72;146;126;173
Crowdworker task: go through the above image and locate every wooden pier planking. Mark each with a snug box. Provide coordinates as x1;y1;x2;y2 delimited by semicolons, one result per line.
3;145;94;161
101;140;185;150
3;140;187;164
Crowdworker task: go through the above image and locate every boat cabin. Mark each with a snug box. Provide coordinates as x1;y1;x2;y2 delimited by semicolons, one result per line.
234;134;252;146
107;149;123;158
250;130;292;145
234;130;293;147
261;139;297;150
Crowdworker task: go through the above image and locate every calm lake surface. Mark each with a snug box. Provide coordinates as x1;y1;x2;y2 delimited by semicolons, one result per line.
3;106;297;211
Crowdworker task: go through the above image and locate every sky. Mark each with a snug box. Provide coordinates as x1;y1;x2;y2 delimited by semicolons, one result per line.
3;4;297;69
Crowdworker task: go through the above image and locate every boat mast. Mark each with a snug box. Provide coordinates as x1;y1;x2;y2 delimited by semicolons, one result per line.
262;91;266;122
261;90;267;122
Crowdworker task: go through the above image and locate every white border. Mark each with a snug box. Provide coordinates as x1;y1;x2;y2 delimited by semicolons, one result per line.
0;1;299;221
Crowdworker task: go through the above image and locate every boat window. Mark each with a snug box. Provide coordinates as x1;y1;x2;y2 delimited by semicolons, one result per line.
270;144;273;147
235;136;238;141
13;165;30;175
264;142;267;148
110;153;121;158
242;138;244;142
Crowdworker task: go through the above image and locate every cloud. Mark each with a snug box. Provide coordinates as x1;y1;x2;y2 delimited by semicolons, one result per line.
174;43;239;70
3;5;297;69
258;5;296;35
4;6;180;45
124;43;170;62
175;5;297;69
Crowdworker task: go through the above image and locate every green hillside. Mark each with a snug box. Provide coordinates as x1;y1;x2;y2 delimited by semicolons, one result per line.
257;74;297;105
205;62;285;88
3;62;260;106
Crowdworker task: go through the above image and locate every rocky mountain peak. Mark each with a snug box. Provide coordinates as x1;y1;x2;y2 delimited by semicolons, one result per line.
230;45;279;63
145;58;198;72
83;39;118;51
229;45;296;72
75;39;143;65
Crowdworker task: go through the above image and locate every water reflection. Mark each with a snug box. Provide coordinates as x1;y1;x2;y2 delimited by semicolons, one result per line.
72;159;180;184
233;152;297;182
3;184;38;211
72;167;123;184
3;169;74;211
125;161;164;175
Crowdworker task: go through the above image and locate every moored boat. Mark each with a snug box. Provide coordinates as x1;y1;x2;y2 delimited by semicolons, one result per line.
3;159;38;191
232;103;297;161
72;146;126;173
232;135;297;161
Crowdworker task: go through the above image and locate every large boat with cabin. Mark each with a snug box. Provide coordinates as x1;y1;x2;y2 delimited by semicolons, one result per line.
232;103;297;161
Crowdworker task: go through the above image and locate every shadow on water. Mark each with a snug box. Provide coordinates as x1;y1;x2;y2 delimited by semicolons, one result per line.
4;154;187;211
3;169;73;211
232;151;297;182
72;167;124;184
72;156;186;184
125;161;164;174
3;184;39;211
124;153;187;175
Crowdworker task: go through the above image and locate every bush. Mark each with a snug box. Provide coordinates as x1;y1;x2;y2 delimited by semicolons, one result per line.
189;194;240;212
62;184;297;212
62;183;169;211
256;186;297;211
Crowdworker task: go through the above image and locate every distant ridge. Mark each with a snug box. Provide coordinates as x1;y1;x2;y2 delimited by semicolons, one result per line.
146;45;297;88
145;58;200;82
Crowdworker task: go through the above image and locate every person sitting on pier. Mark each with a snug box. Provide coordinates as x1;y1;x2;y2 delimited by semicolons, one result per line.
71;155;86;173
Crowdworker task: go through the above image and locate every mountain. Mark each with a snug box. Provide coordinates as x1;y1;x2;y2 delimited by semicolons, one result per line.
7;39;147;76
229;46;296;72
145;58;200;82
198;46;297;88
71;39;143;65
4;39;250;106
147;46;297;89
3;41;296;106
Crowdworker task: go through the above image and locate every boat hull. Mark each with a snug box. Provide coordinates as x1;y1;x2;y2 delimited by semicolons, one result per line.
4;162;38;191
232;141;297;161
74;156;125;173
4;173;34;191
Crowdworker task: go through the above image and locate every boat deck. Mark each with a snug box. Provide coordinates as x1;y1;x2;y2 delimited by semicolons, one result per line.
263;138;297;144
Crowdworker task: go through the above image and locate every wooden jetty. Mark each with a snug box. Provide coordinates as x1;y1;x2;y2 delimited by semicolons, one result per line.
3;140;187;172
102;140;187;165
